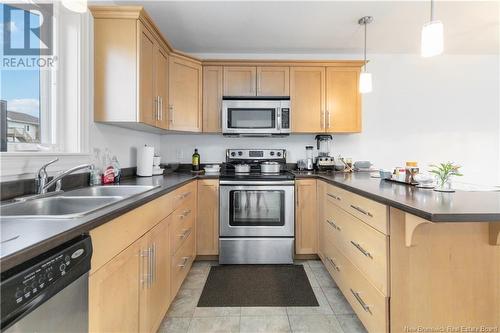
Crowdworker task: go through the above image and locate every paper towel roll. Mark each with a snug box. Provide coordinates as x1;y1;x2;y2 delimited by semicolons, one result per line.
137;145;154;177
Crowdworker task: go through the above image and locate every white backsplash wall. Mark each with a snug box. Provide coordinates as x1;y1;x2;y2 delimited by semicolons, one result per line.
160;134;317;165
90;123;161;168
161;53;499;186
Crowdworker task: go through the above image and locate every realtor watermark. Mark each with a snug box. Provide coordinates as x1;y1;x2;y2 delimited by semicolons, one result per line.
1;3;57;69
404;326;499;333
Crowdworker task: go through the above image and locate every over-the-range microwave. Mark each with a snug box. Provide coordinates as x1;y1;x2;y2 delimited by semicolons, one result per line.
222;97;291;136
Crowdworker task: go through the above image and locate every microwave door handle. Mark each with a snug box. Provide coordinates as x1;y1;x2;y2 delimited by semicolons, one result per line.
277;107;281;131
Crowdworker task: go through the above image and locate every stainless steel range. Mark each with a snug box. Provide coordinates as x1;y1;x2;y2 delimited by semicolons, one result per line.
219;149;295;264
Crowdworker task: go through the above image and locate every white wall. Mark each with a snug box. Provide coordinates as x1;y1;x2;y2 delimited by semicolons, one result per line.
160;54;499;186
90;123;161;168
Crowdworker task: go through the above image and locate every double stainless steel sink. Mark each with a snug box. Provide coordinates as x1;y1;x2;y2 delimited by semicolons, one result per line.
0;185;160;219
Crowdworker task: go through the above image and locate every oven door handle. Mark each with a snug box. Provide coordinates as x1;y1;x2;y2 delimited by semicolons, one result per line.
219;180;295;186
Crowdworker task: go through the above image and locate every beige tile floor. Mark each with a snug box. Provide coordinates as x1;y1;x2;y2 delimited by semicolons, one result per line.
158;260;367;333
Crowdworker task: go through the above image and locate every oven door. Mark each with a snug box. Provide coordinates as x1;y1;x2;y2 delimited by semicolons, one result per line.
222;100;281;135
220;182;294;237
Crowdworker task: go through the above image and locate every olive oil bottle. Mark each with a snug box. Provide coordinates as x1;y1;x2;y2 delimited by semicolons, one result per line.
192;148;200;171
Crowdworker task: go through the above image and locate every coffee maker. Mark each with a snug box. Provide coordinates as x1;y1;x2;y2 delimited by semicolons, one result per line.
315;135;335;171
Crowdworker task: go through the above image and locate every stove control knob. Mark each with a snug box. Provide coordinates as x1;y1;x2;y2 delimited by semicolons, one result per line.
270;151;275;156
15;289;23;299
230;152;236;157
277;152;282;157
238;151;243;156
59;263;66;272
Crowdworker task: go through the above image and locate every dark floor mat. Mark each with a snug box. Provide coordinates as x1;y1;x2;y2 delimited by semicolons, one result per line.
197;264;319;307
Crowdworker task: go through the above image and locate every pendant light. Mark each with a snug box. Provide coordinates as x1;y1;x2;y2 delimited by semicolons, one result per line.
421;0;443;57
62;0;88;13
358;16;373;94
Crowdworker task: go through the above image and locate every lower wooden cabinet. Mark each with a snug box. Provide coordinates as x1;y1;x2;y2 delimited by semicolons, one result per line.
139;217;172;333
89;240;141;333
295;179;318;254
89;217;171;333
89;182;196;333
196;179;219;255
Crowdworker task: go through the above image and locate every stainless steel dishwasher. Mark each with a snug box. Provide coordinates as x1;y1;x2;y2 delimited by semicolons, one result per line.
1;235;92;332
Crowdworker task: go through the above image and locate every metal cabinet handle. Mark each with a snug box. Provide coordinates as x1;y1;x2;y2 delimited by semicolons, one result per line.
327;193;341;201
350;241;373;259
350;204;373;217
159;97;163;121
350;289;372;315
277;107;281;130
152;243;156;284
326;110;331;129
328;257;340;271
140;247;152;288
326;219;341;231
321;110;325;129
153;97;158;120
179;228;192;240
178;256;190;269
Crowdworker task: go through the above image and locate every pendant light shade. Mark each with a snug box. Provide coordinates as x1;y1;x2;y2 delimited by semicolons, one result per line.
62;0;88;13
421;20;443;57
358;16;373;94
359;72;373;94
421;0;443;57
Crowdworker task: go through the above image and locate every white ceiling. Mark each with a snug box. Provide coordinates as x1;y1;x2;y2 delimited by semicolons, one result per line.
116;1;499;55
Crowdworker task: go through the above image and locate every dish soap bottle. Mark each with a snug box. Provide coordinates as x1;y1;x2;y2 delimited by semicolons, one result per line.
192;148;200;171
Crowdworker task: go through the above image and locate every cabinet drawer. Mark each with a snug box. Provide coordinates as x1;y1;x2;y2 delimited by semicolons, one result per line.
170;199;195;255
322;240;389;333
323;202;389;296
171;181;196;211
171;230;195;297
324;182;388;234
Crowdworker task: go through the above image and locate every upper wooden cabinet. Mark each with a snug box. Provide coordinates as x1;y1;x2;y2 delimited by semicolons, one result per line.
223;66;290;97
326;67;361;133
257;66;290;96
223;66;257;96
290;67;326;133
291;65;362;133
92;7;172;131
203;66;223;132
168;55;203;132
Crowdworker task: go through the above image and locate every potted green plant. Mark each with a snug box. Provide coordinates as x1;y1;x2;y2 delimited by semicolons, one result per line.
429;162;463;192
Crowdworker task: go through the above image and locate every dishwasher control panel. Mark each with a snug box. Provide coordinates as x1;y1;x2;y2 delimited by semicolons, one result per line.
0;235;92;330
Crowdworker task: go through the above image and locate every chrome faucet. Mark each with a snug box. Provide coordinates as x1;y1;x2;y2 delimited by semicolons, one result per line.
36;159;94;194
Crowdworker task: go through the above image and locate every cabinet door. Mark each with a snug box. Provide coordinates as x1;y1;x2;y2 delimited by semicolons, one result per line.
203;66;223;132
138;23;156;127
139;217;171;333
295;179;318;254
155;47;169;129
257;67;290;96
169;55;203;132
290;67;326;133
89;241;141;333
223;66;257;96
326;67;361;133
197;179;219;255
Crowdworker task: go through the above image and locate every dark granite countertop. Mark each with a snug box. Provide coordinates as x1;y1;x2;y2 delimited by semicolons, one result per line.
292;171;500;223
0;172;211;272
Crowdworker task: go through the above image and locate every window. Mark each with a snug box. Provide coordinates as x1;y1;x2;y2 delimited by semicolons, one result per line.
0;3;89;153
